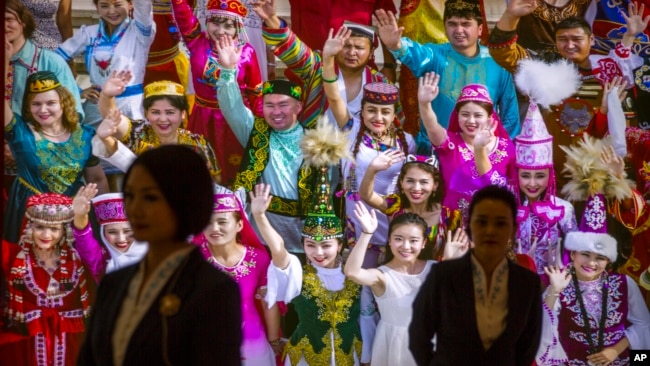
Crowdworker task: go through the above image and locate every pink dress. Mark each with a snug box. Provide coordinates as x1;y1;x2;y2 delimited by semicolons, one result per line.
171;0;263;186
435;132;516;221
198;242;275;365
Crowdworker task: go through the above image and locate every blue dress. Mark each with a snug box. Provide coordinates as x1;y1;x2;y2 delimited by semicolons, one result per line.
3;115;99;242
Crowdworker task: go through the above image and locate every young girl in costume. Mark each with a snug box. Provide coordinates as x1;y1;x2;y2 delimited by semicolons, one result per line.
251;121;363;365
419;72;516;221
92;71;221;182
345;207;435;366
360;154;465;260
536;136;650;365
71;183;148;283
171;0;263;186
512;59;579;283
56;0;154;125
323;27;414;268
192;191;280;365
1;193;92;365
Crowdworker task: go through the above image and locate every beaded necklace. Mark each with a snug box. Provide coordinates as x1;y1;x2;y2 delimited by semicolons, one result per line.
92;20;130;77
571;267;609;355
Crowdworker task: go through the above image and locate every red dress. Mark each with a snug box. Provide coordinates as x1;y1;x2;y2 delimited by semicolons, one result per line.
1;240;91;366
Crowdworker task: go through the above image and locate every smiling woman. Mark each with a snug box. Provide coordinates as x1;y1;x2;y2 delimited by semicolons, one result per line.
3;69;109;244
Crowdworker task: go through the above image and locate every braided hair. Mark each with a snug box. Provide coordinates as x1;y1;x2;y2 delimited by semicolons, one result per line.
352;99;408;158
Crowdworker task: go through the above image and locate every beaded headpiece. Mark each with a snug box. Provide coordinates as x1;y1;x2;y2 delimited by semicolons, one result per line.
27;71;61;93
300;117;353;241
93;193;128;226
144;81;185;99
405;154;439;170
363;82;399;105
262;80;302;101
25;193;74;225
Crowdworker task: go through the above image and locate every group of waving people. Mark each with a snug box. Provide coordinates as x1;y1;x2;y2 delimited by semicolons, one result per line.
3;0;650;365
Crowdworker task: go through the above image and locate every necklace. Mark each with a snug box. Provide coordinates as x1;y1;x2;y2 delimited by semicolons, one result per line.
92;20;129;77
572;267;608;355
41;128;68;138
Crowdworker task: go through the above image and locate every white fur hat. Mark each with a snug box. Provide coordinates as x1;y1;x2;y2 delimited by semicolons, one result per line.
564;231;618;263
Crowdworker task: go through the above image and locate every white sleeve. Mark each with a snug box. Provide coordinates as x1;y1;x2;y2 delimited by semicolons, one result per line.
536;289;568;365
133;0;155;46
264;254;303;308
56;25;92;61
624;276;650;350
91;135;137;173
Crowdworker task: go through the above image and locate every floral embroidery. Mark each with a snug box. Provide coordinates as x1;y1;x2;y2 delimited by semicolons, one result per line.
208;246;258;281
34;127;89;194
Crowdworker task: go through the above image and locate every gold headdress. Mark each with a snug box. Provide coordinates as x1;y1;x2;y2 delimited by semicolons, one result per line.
144;81;185;99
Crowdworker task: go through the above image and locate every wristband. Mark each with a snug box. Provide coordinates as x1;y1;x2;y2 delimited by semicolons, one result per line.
322;75;338;83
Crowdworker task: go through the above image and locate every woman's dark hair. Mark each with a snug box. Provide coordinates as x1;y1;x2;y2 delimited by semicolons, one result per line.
466;185;517;239
123;145;213;241
383;212;429;263
454;100;494;117
143;94;189;114
397;162;445;211
6;0;36;40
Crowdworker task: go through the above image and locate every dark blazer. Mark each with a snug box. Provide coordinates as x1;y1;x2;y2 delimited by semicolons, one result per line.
409;252;542;366
77;248;242;366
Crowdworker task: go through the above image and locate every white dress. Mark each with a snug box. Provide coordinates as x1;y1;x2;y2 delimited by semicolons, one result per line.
371;260;435;366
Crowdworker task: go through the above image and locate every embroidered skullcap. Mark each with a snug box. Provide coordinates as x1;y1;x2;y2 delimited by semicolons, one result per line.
144;81;185;99
206;0;248;18
563;193;617;262
25;193;74;225
343;20;377;44
93;193;127;226
456;84;493;105
27;71;61;93
262;80;302;101
363;82;399;105
213;193;241;213
515;101;554;169
211;193;265;250
444;0;481;18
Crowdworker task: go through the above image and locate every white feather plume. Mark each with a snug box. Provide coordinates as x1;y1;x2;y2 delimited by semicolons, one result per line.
514;58;582;109
300;115;354;167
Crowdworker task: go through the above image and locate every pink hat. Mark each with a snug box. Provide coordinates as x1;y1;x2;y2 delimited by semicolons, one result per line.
564;193;617;262
92;193;127;226
515;101;553;169
207;193;265;250
447;84;510;140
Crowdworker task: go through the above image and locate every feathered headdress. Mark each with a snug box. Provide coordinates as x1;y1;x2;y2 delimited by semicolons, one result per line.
300;117;352;241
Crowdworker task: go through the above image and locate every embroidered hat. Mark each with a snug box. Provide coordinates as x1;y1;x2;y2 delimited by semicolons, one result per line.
343;20;377;45
405;154;439;170
93;193;127;226
25;193;74;225
515;101;554;169
447;84;510;139
27;71;61;94
300;117;354;241
144;81;185;99
444;0;481;18
262;80;302;101
209;192;265;249
205;0;249;44
206;0;248;18
363;82;399;105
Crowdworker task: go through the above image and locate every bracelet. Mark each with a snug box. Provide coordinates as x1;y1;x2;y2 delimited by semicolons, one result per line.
267;63;276;66
361;231;374;235
545;291;560;298
322;75;338;83
269;338;283;346
383;63;397;70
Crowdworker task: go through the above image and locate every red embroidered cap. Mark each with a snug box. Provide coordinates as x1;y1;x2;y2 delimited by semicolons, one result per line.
363;82;399;105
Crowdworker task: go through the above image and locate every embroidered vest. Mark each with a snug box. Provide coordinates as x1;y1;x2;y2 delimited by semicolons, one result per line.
234;117;314;217
558;273;630;364
285;265;362;366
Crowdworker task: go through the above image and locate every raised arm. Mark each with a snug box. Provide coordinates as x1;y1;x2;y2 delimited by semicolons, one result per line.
98;70;133;122
473;120;497;176
373;9;403;51
621;2;650;48
344;203;386;293
56;0;73;41
250;0;282;29
418;72;447;147
215;36;255;145
322;27;352;128
95;108;127;153
495;0;536;32
250;184;290;269
359;150;405;211
72;184;98;230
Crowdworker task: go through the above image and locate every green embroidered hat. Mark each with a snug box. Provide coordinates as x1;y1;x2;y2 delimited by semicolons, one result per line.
300;116;354;241
262;80;302;101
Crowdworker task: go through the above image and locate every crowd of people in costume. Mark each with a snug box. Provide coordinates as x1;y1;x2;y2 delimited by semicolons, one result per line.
2;0;650;365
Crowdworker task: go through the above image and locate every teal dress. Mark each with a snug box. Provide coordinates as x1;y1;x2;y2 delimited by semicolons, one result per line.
3;115;99;243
